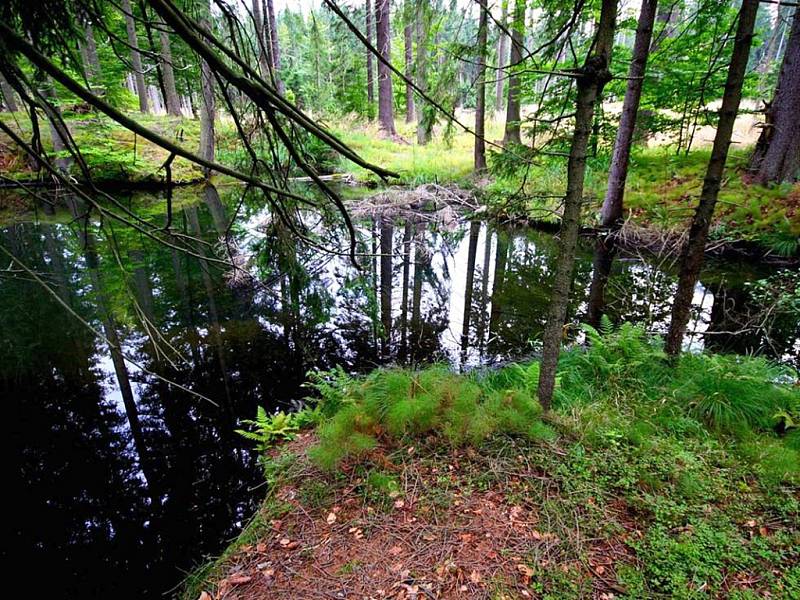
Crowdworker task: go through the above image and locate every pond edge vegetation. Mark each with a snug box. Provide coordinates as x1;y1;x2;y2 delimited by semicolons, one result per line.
186;320;800;599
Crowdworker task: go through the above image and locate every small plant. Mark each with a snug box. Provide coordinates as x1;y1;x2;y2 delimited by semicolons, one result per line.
236;407;299;452
673;354;795;434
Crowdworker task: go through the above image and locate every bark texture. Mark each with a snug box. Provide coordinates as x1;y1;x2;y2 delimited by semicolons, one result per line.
265;0;285;95
253;0;271;79
503;0;525;145
600;0;658;228
158;20;182;116
121;0;149;113
749;8;800;184
366;0;375;110
536;0;618;410
82;22;101;78
474;0;489;171
0;73;18;111
664;0;760;356
376;0;396;134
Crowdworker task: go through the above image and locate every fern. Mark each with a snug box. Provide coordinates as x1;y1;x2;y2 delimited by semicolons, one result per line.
236;407;299;452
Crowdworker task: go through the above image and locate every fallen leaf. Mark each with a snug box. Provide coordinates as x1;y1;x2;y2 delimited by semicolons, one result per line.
517;564;535;577
470;570;482;584
326;512;337;524
197;592;213;600
394;499;405;509
279;538;292;546
227;574;252;585
596;565;606;575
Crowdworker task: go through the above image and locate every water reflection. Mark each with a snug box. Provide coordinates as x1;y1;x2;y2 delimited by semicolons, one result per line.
2;184;796;598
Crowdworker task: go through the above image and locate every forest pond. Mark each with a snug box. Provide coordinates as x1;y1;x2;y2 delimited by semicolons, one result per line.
2;184;797;598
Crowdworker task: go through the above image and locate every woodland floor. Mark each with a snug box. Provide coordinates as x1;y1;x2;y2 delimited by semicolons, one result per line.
189;429;799;600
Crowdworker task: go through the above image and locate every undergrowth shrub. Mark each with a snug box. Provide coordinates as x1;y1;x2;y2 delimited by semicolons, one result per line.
306;365;546;471
557;317;666;406
672;353;798;435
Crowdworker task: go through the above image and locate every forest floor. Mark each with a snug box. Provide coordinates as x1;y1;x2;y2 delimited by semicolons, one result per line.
185;350;800;600
186;424;799;600
1;111;797;254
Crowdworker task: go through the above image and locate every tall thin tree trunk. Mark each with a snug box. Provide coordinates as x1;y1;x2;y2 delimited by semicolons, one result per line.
404;0;415;122
537;0;618;410
121;0;149;113
198;3;215;177
253;0;270;78
749;7;800;184
503;0;525;145
0;73;18;111
265;0;284;95
158;20;182;116
600;0;658;229
495;0;509;113
83;22;101;79
376;0;396;135
474;0;489;171
415;0;429;144
665;0;760;356
366;0;375;114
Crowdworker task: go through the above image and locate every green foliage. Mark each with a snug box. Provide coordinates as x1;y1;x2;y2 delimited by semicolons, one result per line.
306;364;546;471
235;406;299;452
673;353;796;434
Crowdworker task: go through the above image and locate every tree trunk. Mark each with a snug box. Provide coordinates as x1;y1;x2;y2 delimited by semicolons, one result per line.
749;7;800;184
265;0;284;95
404;0;415;122
415;0;429;144
366;0;375;113
252;0;270;79
121;0;149;113
536;0;618;410
503;0;525;145
199;9;215;175
83;22;101;79
158;20;182;116
0;73;18;111
600;0;658;229
664;0;760;356
495;1;509;113
474;0;489;171
376;0;396;135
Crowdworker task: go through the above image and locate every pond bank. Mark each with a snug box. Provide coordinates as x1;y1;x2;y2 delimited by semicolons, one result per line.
186;339;800;600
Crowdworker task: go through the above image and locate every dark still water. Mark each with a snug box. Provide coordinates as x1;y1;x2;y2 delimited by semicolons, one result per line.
1;184;796;598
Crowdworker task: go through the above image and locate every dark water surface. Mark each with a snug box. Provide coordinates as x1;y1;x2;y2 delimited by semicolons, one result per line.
1;185;796;598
